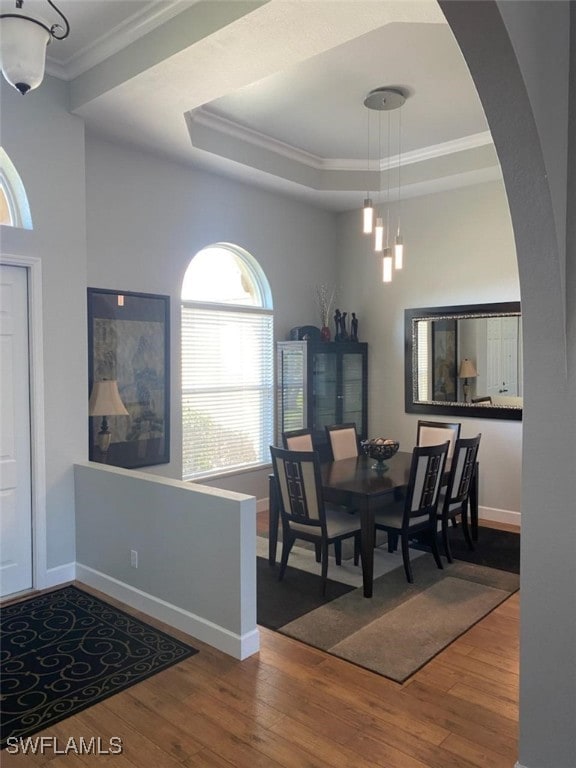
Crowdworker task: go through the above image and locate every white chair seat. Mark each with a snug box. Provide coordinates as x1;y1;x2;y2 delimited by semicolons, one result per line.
290;505;359;538
374;502;428;530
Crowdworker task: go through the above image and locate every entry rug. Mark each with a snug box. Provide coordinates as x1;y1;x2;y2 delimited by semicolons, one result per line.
0;585;198;749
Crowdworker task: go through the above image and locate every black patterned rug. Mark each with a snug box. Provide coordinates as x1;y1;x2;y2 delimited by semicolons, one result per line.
1;585;198;748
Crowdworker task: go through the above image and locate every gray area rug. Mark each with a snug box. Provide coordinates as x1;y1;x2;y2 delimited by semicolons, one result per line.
277;553;519;683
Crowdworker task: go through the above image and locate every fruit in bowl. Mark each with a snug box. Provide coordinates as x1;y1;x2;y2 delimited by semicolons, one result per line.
361;438;400;467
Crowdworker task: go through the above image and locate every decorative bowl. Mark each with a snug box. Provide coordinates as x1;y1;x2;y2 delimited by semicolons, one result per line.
361;438;400;469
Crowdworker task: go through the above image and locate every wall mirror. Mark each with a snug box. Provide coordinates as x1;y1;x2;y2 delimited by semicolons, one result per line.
405;302;522;421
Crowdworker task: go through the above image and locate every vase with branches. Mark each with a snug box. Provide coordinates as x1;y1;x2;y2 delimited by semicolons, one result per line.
315;284;336;341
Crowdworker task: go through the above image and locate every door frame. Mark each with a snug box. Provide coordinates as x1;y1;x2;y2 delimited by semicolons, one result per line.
1;253;47;592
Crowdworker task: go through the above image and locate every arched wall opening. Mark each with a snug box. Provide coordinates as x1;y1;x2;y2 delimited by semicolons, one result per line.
439;2;575;767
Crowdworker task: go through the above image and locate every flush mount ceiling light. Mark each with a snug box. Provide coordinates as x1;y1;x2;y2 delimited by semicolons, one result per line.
0;0;70;95
362;86;408;283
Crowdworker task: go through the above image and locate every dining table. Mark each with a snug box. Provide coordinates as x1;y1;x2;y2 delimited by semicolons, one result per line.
268;451;479;598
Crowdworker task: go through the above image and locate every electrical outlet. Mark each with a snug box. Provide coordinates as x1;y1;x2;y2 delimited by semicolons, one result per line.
130;549;138;568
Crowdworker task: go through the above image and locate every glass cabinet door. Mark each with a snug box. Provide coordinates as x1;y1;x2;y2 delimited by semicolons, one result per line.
277;345;305;442
311;351;337;431
342;352;364;426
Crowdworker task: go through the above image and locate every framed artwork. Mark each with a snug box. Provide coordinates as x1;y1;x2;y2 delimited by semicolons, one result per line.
431;318;457;402
88;288;170;468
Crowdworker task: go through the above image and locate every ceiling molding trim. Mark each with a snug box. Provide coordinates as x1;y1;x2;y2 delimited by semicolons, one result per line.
45;0;200;81
190;108;323;168
191;109;494;172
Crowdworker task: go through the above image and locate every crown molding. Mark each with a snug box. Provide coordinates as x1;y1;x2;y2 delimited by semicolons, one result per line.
45;0;199;81
191;108;493;172
190;108;324;169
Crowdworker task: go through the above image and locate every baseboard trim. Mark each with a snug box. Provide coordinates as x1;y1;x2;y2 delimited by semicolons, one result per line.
479;505;521;528
75;563;260;660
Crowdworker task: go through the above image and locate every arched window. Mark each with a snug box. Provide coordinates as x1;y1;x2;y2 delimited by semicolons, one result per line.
181;243;274;479
0;148;32;229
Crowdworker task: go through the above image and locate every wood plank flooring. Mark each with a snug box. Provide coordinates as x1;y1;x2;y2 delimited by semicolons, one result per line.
3;520;520;768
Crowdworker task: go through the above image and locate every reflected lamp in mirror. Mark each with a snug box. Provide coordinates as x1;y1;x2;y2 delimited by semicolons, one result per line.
458;358;478;403
89;379;129;458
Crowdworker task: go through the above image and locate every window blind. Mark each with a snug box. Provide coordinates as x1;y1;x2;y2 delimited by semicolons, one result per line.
182;305;274;479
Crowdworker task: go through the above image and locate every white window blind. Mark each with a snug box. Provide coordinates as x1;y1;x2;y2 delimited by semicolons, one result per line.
182;304;274;479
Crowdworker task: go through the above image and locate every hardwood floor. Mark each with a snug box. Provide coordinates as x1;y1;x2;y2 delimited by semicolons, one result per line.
3;520;520;768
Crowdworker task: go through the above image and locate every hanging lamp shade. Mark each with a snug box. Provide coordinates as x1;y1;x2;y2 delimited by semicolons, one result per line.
0;13;50;94
0;1;70;95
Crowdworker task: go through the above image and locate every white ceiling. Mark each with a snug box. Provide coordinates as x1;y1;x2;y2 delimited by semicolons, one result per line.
2;0;499;209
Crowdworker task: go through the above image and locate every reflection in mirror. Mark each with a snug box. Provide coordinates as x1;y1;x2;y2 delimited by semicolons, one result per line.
405;303;522;421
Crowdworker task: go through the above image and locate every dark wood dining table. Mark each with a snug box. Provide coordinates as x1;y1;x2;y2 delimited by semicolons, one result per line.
268;451;479;598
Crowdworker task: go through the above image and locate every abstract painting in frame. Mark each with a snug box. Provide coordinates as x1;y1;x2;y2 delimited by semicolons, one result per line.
431;318;457;402
88;288;170;468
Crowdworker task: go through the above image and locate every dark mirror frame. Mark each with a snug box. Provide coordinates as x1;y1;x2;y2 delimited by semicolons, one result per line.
405;302;522;421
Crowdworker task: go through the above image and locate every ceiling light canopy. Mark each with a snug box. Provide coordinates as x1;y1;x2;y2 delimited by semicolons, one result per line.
0;0;70;95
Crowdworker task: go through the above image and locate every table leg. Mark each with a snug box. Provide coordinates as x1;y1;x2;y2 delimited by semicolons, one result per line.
359;504;375;598
470;462;479;541
268;474;279;566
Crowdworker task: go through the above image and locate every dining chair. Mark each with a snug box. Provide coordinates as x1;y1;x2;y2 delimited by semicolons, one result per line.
325;423;359;461
269;446;361;595
373;442;449;583
282;428;314;451
416;419;461;459
438;434;482;562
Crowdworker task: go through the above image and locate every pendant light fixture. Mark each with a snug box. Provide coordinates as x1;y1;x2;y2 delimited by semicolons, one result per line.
362;86;408;282
394;102;404;270
0;0;70;95
362;104;374;234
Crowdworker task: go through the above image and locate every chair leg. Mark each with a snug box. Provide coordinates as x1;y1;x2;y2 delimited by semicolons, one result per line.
429;528;444;571
334;540;342;566
442;519;454;563
400;534;414;583
278;535;295;582
353;533;360;566
315;542;321;562
320;540;329;596
461;502;475;551
387;531;398;552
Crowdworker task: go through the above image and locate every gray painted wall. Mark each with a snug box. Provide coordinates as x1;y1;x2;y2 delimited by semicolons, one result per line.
74;461;257;658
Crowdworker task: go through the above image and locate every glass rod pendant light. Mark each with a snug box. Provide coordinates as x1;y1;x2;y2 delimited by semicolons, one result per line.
362;86;408;282
362;100;373;234
363;198;374;234
394;101;404;270
374;218;384;251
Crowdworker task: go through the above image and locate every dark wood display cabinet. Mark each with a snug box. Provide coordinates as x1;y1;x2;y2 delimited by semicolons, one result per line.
276;341;368;459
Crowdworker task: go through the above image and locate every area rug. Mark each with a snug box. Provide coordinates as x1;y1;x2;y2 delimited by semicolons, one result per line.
0;585;198;749
447;526;520;573
257;532;519;684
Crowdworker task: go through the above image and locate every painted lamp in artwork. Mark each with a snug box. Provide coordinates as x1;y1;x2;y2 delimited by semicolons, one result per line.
89;379;129;460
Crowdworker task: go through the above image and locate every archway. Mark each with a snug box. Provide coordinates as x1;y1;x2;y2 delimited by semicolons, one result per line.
440;3;575;766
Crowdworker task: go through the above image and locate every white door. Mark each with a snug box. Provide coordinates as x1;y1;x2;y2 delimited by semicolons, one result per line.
486;316;519;398
0;264;33;597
